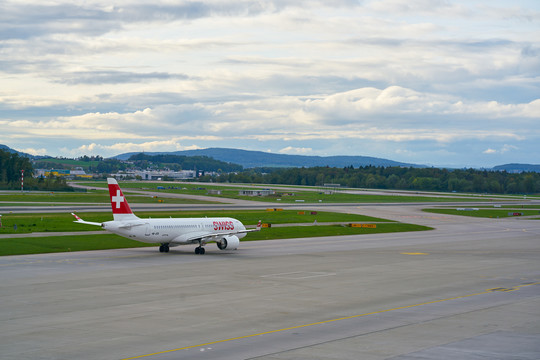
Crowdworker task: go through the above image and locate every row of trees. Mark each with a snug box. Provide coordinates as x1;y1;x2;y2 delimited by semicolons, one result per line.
200;166;540;194
0;149;72;190
128;153;243;172
3;148;539;194
0;150;33;188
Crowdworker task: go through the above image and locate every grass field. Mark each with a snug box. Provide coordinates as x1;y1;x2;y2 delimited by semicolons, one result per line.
0;190;214;204
74;180;509;203
423;208;540;219
0;210;392;234
0;223;432;256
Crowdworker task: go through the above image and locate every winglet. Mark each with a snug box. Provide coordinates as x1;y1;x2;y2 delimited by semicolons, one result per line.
256;220;262;231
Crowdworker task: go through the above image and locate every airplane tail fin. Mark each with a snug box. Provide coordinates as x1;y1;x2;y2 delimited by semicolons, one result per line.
107;178;139;221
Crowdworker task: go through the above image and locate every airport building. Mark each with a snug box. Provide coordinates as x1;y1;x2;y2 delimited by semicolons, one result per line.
36;167;93;179
238;189;275;196
112;170;196;180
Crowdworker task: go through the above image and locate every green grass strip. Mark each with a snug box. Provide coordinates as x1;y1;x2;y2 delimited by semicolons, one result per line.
0;191;214;204
73;181;509;203
244;223;433;241
0;210;391;235
423;208;540;218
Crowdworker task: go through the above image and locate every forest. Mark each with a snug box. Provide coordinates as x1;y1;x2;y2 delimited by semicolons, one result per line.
2;148;539;194
200;165;540;194
128;153;243;173
0;149;71;190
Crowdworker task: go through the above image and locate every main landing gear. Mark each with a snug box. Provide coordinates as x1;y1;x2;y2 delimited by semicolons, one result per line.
194;246;206;255
158;243;206;254
159;244;170;253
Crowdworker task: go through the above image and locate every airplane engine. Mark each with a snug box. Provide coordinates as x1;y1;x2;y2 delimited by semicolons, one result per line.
217;235;240;250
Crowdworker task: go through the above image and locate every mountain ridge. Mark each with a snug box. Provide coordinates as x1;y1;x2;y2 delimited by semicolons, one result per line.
113;147;420;168
1;144;539;172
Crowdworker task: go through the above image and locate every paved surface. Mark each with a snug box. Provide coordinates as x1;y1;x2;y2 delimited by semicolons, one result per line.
1;205;539;360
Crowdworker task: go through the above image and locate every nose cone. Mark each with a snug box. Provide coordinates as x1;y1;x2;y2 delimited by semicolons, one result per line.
236;220;246;231
235;220;247;238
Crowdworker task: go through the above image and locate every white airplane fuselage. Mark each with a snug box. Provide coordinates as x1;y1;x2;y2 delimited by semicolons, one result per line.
72;178;260;254
102;217;247;245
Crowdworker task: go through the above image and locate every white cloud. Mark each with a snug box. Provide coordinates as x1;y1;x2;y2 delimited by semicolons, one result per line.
278;146;313;154
482;144;519;155
64;140;203;157
19;147;47;156
1;0;539;167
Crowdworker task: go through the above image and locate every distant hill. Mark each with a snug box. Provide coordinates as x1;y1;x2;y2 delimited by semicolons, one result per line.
0;144;19;154
491;164;540;173
113;147;420;168
0;144;46;159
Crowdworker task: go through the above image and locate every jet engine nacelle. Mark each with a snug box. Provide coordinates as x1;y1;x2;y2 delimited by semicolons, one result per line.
217;235;240;250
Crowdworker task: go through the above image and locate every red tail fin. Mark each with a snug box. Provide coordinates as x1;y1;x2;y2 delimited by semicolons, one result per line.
107;178;138;221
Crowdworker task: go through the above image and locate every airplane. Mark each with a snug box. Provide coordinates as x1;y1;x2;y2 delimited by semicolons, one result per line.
72;178;261;254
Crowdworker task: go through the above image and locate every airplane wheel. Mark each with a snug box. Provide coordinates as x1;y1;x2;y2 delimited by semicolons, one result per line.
159;245;164;253
195;247;205;255
164;244;169;253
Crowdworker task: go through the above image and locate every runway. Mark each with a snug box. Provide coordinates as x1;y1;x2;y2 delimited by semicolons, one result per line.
1;206;539;359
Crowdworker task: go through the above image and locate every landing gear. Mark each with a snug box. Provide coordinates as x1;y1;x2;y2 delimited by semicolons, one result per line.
159;244;170;253
194;246;206;255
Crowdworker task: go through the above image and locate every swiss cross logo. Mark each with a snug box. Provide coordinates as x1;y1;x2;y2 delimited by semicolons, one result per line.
111;190;124;209
107;179;133;216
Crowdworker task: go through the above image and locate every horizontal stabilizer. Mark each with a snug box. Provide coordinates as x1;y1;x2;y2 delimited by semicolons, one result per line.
71;213;102;226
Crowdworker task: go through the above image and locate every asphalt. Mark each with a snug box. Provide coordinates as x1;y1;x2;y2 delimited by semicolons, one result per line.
1;203;539;360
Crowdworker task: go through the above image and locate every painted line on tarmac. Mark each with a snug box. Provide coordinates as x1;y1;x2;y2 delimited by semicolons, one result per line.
120;281;540;360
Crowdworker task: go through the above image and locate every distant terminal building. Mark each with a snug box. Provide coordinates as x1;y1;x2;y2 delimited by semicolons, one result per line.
113;170;196;180
239;189;275;197
38;167;93;179
323;183;341;194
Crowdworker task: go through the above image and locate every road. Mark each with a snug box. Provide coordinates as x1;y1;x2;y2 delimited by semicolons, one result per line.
0;204;539;359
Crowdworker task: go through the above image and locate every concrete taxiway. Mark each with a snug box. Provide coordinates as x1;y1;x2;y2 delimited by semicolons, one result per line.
0;205;539;359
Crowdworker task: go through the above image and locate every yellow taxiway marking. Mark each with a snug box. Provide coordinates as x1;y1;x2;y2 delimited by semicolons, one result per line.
121;281;540;360
401;252;429;255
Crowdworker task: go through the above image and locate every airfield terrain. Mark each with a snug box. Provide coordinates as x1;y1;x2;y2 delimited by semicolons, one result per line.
0;185;539;359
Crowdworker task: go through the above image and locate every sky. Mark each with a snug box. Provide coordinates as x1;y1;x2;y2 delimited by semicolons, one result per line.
1;0;539;168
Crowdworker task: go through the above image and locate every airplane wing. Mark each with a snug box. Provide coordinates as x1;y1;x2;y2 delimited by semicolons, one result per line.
71;213;102;226
172;231;240;245
172;220;262;245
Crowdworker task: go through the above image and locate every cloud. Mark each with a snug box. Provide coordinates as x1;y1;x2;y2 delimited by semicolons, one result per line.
278;146;313;154
0;0;361;41
482;144;519;155
19;147;48;156
64;140;203;157
56;71;190;85
1;0;539;167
